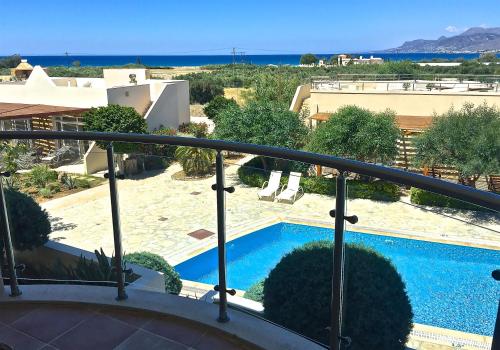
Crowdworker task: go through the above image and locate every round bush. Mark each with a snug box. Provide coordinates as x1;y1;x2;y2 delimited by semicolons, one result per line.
124;252;182;294
263;241;413;349
3;188;51;250
244;280;264;302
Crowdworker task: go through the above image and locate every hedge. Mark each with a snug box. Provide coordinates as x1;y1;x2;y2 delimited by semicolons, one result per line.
255;241;413;349
410;187;485;211
238;157;400;202
2;188;51;251
124;252;182;294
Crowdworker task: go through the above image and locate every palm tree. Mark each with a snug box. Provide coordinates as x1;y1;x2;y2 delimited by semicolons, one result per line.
175;146;215;177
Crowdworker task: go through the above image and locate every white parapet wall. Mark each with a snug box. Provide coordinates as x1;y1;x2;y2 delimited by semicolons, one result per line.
144;80;190;131
107;84;152;116
289;83;311;112
83;142;107;174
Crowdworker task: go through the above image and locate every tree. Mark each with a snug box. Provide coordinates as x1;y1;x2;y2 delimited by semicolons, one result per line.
189;79;224;104
257;241;413;349
306;105;400;164
72;60;81;67
300;53;319;65
414;103;500;187
214;100;308;164
83;105;148;153
203;96;238;120
0;54;21;68
0;142;30;173
246;73;302;107
478;52;498;63
175;146;215;177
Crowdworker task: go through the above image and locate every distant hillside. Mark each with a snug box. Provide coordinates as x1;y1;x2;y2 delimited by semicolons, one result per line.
384;27;500;53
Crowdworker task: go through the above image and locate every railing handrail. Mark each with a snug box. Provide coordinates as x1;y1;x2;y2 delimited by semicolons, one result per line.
0;130;498;211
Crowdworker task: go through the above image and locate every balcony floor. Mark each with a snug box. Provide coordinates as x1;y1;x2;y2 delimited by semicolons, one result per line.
0;303;259;350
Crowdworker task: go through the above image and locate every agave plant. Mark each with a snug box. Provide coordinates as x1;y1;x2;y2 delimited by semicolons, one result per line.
72;248;127;282
175;146;215;177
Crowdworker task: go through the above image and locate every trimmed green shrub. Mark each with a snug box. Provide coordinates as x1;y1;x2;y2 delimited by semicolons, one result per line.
244;280;264;303
3;188;51;250
124;252;182;294
410;187;484;211
262;241;413;349
30;165;57;188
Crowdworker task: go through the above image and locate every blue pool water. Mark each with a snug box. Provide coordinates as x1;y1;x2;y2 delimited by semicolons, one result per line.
175;222;500;336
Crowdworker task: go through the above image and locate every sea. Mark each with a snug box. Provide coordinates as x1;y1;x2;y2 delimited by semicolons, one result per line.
19;53;500;67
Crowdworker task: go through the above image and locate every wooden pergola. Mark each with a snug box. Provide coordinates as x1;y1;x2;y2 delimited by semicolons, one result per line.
0;102;88;154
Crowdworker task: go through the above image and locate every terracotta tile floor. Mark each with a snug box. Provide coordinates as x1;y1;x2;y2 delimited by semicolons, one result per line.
0;303;260;350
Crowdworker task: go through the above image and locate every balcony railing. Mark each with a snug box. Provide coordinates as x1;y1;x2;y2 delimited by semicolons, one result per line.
0;130;498;350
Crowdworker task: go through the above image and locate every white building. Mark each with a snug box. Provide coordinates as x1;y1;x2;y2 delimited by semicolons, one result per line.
0;66;190;173
337;54;384;66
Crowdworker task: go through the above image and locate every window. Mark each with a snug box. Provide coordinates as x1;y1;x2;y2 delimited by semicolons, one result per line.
53;115;90;158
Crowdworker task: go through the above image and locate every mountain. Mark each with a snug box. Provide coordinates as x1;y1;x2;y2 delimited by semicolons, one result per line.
384;27;500;53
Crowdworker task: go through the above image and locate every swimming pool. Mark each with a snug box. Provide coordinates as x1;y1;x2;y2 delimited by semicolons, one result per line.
175;222;500;336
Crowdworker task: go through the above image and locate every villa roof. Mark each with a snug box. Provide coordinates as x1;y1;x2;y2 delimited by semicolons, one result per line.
0;102;88;120
310;113;433;131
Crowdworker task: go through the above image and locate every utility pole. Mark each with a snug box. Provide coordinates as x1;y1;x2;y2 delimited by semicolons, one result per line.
232;48;236;65
64;51;70;67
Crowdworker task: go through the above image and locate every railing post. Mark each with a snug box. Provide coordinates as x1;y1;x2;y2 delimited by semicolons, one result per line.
0;173;21;297
106;144;127;301
492;270;500;350
212;150;235;323
329;172;358;350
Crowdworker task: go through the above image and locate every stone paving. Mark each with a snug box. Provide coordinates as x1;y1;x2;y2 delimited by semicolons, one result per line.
41;159;500;264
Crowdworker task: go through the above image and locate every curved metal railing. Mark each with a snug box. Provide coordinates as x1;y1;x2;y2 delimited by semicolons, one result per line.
0;130;498;350
0;130;498;210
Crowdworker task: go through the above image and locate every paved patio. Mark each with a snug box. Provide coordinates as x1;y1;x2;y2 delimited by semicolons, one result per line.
41;160;499;263
0;303;257;350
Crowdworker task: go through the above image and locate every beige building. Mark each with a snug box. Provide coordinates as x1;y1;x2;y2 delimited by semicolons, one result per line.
291;79;500;176
0;66;190;173
337;54;384;66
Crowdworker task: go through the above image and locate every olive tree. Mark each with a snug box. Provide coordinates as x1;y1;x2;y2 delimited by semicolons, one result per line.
306;105;400;164
300;53;319;65
203;96;238;120
214;101;309;169
414;103;500;187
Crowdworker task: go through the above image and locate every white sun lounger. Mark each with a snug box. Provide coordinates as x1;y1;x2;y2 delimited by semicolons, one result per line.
258;170;282;200
276;172;304;203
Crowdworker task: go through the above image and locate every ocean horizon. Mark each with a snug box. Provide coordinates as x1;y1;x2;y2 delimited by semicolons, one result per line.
16;52;499;67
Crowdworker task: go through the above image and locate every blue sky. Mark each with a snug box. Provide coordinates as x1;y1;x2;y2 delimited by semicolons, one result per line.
1;0;498;55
